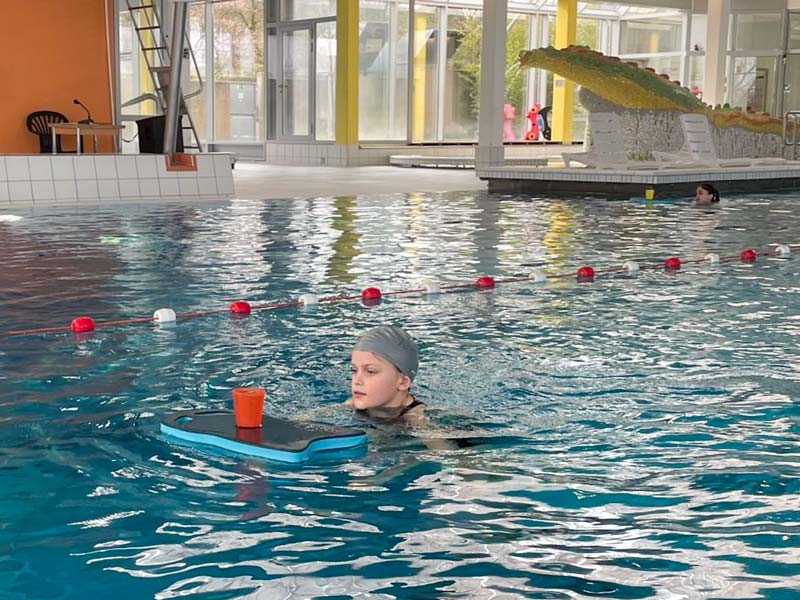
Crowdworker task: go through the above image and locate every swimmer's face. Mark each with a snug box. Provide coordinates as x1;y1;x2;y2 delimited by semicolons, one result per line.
695;186;714;205
350;350;410;410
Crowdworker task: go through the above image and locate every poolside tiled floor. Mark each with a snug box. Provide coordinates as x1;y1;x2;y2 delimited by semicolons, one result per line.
232;162;488;200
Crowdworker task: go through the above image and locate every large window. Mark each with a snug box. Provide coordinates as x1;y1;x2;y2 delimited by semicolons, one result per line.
359;1;410;141
690;14;706;52
504;13;533;140
281;0;336;21
726;13;783;114
411;3;440;142
731;56;776;113
316;21;337;140
212;0;265;143
733;13;782;52
790;12;800;50
185;3;208;141
620;19;682;54
445;8;482;140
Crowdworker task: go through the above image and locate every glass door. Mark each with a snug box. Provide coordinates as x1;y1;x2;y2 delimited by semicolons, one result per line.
782;13;800;114
782;55;800;113
280;26;313;139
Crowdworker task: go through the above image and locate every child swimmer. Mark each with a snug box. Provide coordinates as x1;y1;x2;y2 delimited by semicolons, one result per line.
345;325;426;425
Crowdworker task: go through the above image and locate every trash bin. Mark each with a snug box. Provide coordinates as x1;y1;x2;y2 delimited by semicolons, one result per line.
136;115;184;153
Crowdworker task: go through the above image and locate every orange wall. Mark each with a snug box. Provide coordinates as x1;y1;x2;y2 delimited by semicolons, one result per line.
0;0;114;153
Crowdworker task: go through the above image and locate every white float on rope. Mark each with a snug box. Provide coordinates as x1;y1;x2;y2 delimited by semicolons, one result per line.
529;269;547;283
153;308;177;323
622;260;640;273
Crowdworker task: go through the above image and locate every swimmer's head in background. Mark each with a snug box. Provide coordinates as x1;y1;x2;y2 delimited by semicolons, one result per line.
697;183;720;203
353;325;419;381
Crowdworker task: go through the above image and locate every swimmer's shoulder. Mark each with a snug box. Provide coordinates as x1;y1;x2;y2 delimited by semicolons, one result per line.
401;398;427;425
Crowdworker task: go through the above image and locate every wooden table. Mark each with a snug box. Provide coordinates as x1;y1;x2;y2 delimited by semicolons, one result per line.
49;122;124;154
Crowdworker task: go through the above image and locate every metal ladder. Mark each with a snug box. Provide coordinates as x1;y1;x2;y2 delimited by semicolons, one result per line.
783;110;800;160
124;0;204;152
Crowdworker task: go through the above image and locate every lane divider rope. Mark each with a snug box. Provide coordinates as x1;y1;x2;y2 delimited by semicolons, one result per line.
2;244;794;338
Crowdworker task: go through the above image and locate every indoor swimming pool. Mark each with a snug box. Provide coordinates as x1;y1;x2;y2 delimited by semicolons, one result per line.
1;191;799;599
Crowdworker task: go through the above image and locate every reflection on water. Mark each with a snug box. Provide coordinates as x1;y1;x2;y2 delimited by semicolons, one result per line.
1;192;799;599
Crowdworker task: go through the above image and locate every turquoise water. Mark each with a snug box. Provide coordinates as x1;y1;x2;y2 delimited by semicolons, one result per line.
1;192;799;599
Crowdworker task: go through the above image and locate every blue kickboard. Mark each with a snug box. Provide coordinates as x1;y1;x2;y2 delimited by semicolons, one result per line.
161;409;367;464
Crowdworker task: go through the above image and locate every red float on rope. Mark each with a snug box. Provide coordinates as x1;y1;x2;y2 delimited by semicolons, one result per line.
70;316;95;333
740;248;757;263
229;301;252;315
576;266;595;281
361;287;382;300
475;276;495;289
664;257;681;270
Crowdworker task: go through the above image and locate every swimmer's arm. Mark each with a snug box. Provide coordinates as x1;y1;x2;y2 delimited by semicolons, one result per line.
404;409;461;451
295;402;342;421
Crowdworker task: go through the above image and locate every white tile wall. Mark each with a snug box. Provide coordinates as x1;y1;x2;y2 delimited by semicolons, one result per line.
8;181;32;201
98;179;120;199
6;157;30;181
198;177;217;195
28;156;53;180
159;178;180;196
155;156;170;178
212;155;230;177
54;180;77;200
31;180;55;201
51;156;74;180
2;153;235;204
116;155;138;179
217;176;234;196
139;178;160;197
118;179;140;198
74;157;97;180
196;155;214;177
77;180;99;199
95;156;118;179
178;178;198;196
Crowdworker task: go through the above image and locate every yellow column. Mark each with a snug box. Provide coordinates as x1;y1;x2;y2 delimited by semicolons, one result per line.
336;0;359;144
412;14;428;141
552;0;577;143
649;32;659;53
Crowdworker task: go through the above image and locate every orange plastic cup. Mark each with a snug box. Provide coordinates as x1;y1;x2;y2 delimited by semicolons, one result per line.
232;387;266;428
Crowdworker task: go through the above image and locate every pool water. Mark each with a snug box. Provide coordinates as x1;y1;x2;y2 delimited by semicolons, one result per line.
1;192;799;599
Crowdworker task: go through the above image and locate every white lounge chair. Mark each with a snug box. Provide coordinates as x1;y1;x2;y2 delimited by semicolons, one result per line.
677;113;789;168
563;113;675;170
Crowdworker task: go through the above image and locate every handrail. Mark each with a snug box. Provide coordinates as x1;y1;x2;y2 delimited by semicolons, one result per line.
782;111;800;146
783;111;800;159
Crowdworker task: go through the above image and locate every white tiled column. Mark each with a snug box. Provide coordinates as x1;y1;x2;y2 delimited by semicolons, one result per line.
476;0;507;168
703;0;730;108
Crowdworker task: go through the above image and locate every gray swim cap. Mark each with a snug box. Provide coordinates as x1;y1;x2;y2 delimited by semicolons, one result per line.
353;325;419;381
